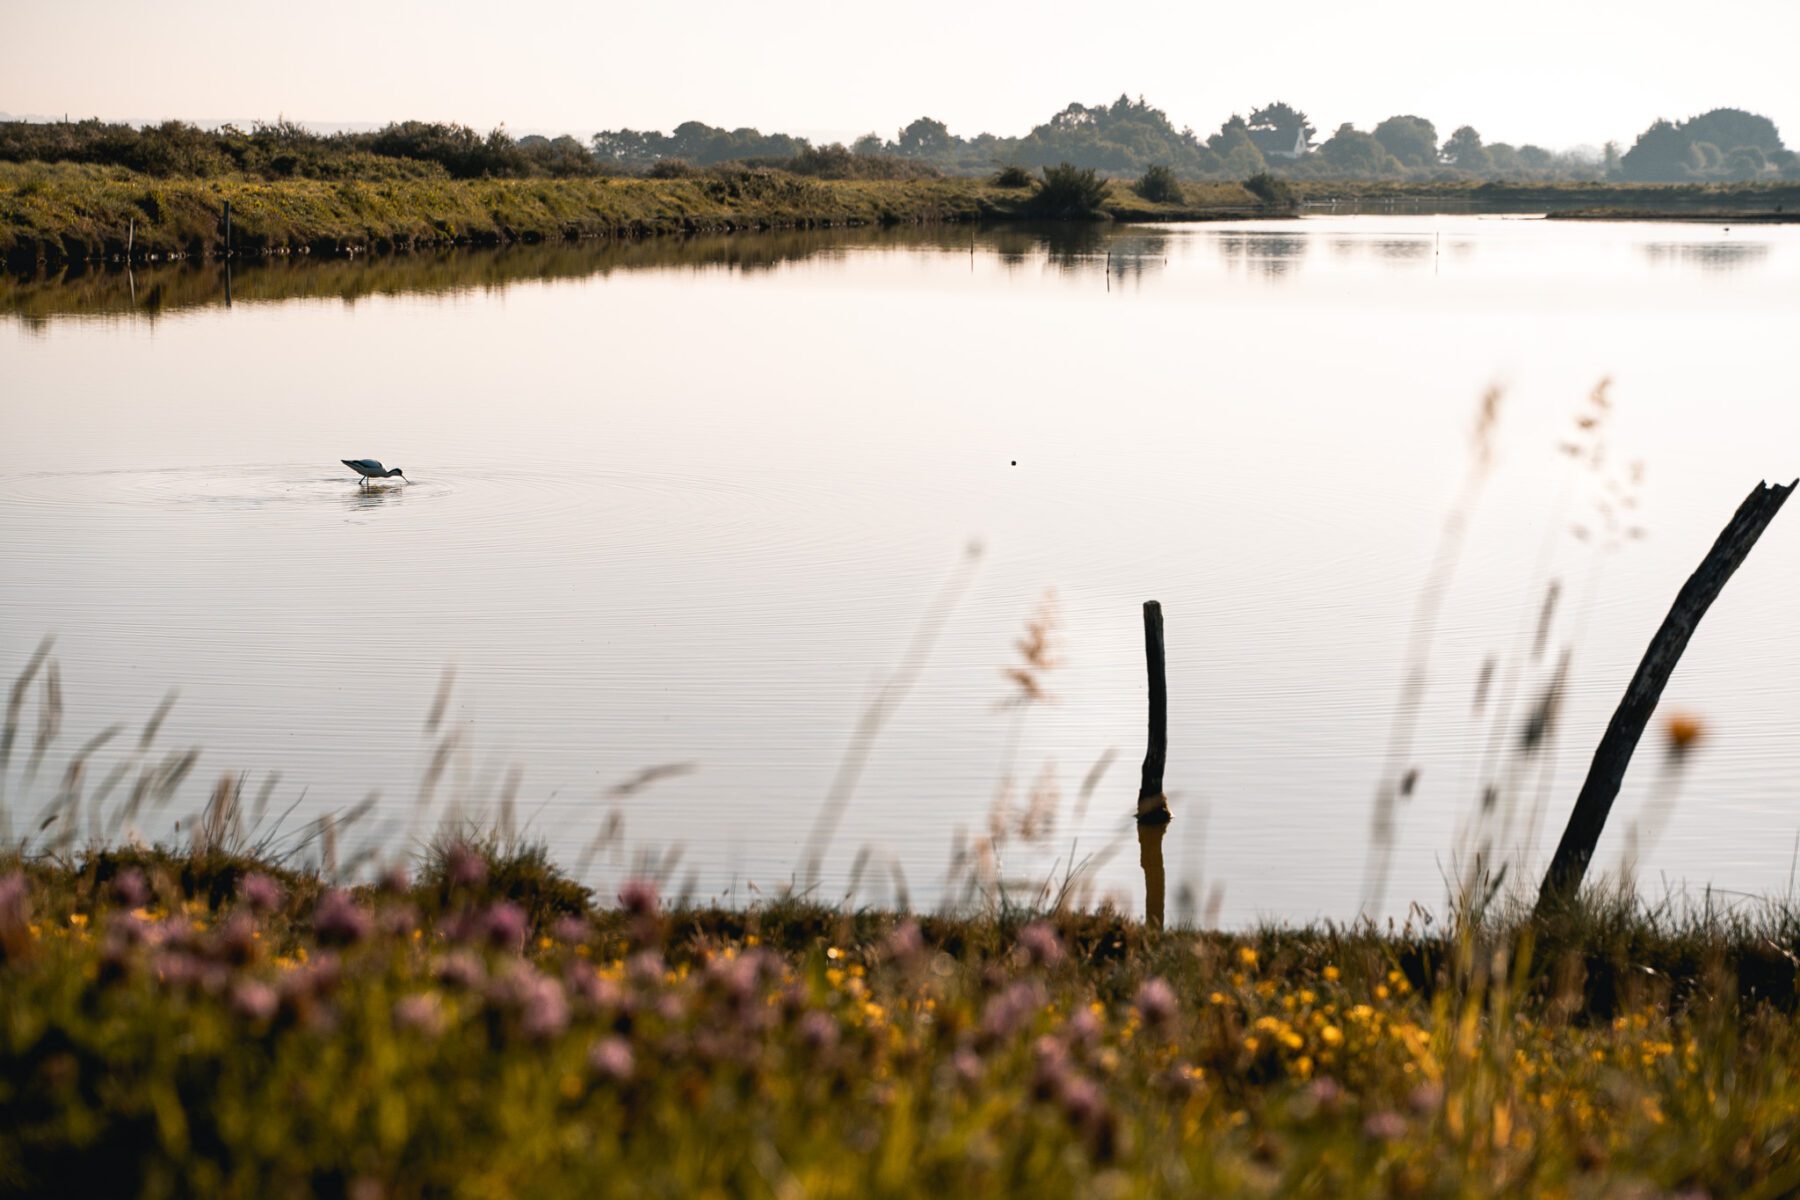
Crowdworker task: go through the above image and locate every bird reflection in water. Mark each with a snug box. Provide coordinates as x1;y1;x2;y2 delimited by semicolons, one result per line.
345;482;406;510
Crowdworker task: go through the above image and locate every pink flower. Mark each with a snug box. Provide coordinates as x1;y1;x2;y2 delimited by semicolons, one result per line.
1134;978;1179;1032
1063;1007;1102;1053
520;977;570;1040
482;902;528;951
617;879;659;918
798;1010;838;1054
1363;1111;1409;1141
488;962;570;1040
883;921;924;965
626;950;665;988
434;951;485;991
980;980;1045;1044
230;980;278;1023
589;1036;634;1082
1018;921;1065;968
313;890;372;946
110;868;149;909
566;965;624;1011
446;843;487;889
394;992;447;1038
239;873;282;914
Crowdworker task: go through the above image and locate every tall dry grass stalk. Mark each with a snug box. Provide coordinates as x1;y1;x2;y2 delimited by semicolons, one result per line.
1364;387;1504;915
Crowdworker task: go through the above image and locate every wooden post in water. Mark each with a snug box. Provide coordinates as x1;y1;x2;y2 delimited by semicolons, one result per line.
1137;600;1172;929
1537;479;1794;914
126;217;134;260
223;200;232;259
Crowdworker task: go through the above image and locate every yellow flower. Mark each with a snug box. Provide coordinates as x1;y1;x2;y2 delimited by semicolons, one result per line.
1323;966;1340;982
1237;946;1259;968
1320;1025;1344;1046
68;913;89;929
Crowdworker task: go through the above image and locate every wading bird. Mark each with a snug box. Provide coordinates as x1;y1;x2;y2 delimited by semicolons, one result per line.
342;459;406;486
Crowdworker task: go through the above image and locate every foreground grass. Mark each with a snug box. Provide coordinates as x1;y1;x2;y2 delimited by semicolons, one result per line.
4;845;1800;1197
0;163;1273;268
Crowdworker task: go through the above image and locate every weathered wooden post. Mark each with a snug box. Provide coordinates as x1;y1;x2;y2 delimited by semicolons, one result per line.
1537;479;1794;913
223;200;232;258
1138;600;1172;928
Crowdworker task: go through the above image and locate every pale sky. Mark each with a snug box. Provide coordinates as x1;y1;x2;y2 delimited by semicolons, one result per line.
3;0;1796;150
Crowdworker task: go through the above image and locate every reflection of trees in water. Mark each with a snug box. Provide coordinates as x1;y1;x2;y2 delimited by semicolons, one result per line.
982;223;1170;282
1211;232;1310;278
3;222;1190;322
1326;236;1434;264
1640;241;1770;272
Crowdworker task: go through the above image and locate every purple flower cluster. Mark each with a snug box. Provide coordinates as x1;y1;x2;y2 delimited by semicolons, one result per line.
110;868;150;908
979;980;1046;1046
487;960;570;1040
1017;921;1066;968
313;889;373;946
1133;977;1179;1033
239;873;282;914
588;1035;634;1082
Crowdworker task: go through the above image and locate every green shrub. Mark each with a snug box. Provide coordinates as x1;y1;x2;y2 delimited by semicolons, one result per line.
645;158;699;179
1243;170;1296;207
1132;164;1183;203
1030;162;1109;218
992;164;1033;188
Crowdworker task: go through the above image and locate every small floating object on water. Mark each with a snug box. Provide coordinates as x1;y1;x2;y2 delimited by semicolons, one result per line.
342;458;406;486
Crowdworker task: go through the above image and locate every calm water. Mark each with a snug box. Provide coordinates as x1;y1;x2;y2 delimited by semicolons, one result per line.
4;216;1798;924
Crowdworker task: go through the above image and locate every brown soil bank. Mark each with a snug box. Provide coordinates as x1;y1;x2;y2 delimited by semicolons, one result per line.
1;165;1280;269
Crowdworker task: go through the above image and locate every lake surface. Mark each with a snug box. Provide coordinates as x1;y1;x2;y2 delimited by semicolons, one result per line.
4;215;1799;925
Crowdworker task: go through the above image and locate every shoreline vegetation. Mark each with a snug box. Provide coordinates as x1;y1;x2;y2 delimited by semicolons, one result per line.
0;166;1278;270
5;837;1800;1195
5;163;1798;271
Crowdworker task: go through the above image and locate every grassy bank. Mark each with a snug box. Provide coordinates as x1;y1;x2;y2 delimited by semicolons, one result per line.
0;164;1275;269
4;839;1800;1197
1289;178;1800;214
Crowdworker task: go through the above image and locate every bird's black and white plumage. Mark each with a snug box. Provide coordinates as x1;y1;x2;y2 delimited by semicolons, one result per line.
342;458;405;485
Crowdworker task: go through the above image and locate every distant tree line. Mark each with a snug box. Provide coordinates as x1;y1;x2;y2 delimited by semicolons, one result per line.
0;119;608;180
3;101;1794;184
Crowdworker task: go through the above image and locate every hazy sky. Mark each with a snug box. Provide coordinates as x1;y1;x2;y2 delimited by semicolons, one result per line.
4;0;1795;149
